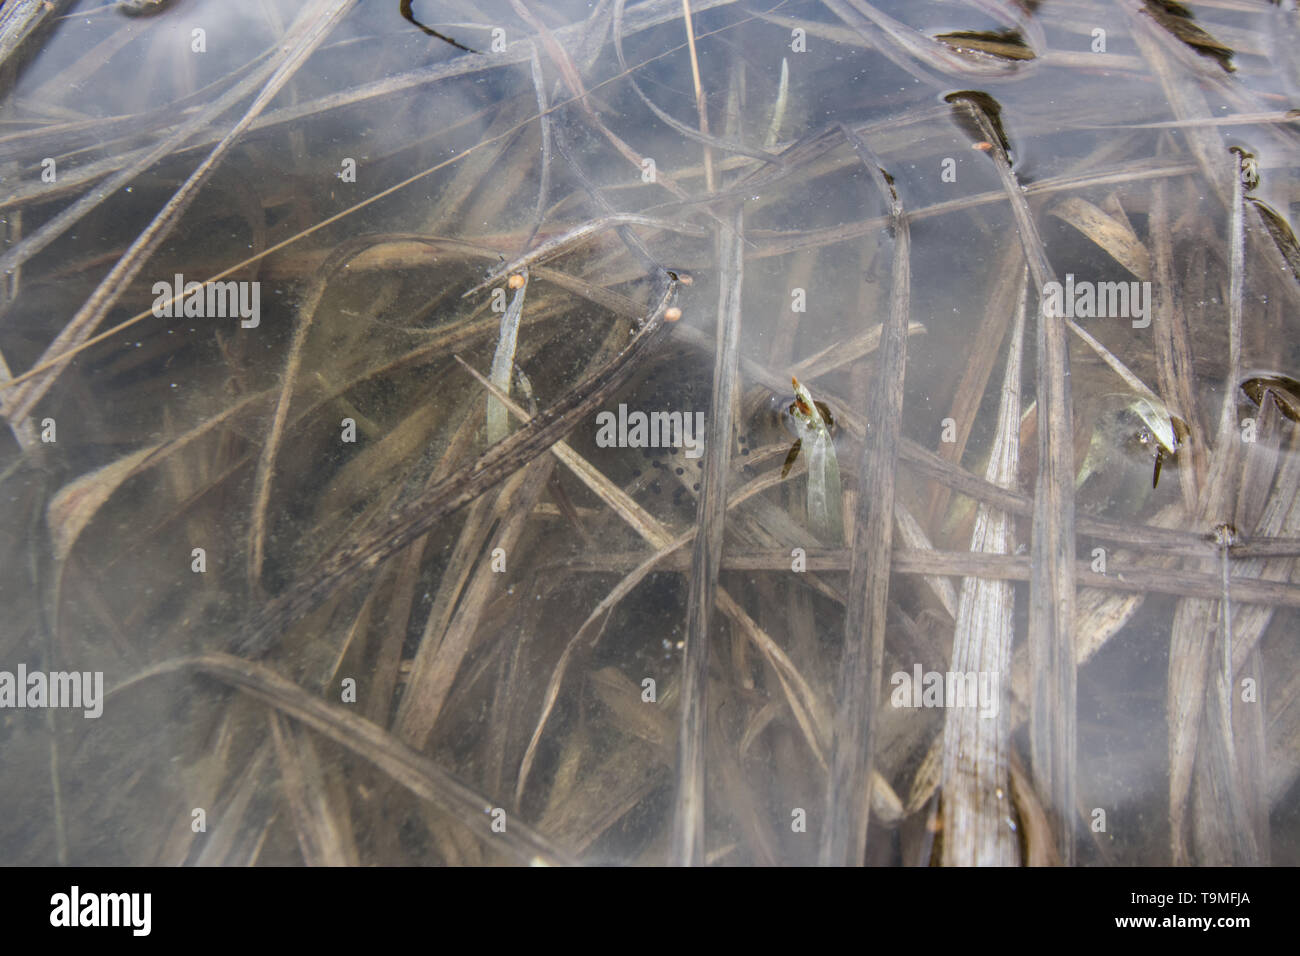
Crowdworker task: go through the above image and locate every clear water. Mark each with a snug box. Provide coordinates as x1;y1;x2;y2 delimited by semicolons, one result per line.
0;0;1298;865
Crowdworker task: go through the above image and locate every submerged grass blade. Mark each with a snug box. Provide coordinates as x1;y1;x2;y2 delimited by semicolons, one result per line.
670;205;744;865
108;654;577;866
941;267;1026;866
820;129;908;866
949;90;1078;864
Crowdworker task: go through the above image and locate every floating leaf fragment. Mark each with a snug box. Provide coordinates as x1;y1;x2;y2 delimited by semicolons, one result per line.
1241;375;1300;423
1246;198;1300;284
945;90;1012;157
933;29;1036;62
1142;0;1236;72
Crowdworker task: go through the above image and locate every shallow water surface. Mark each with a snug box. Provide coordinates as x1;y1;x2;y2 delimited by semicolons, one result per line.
0;0;1298;867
